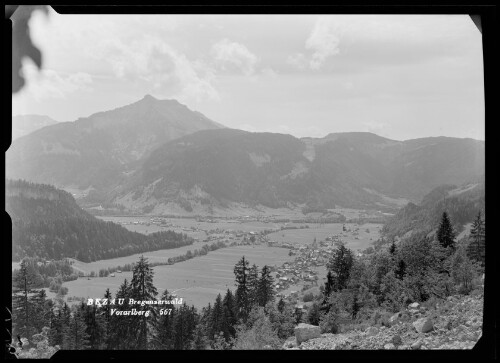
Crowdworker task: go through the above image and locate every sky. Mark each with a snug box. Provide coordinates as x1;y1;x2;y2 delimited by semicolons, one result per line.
12;9;485;141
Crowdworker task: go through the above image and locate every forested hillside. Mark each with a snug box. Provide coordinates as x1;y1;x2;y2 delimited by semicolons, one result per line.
381;181;485;241
7;180;193;262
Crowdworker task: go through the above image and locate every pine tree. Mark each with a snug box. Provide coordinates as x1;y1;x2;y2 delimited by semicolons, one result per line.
109;279;132;349
247;264;259;308
222;289;237;341
12;260;40;339
156;289;176;349
82;303;107;349
209;294;225;341
436;211;455;249
30;289;52;334
62;308;89;350
48;309;63;347
467;211;485;267
389;239;397;255
257;265;275;307
326;244;354;292
395;259;406;280
173;303;197;349
234;256;250;321
130;255;158;349
102;288;112;349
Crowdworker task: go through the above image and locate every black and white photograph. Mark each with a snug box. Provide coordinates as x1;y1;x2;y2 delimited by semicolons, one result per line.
5;5;494;358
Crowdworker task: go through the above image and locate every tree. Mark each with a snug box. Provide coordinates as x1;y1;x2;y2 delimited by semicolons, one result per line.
209;294;225;342
257;265;275;307
307;302;321;325
234;256;250;321
173;304;197;349
12;260;41;339
326;243;354;292
109;279;133;349
190;321;209;350
222;290;237;341
62;308;89;350
30;289;52;334
247;264;259;308
451;246;481;294
389;239;397;255
232;307;281;350
395;260;406;280
436;212;455;249
129;255;158;349
467;211;485;267
156;289;176;349
82;303;107;349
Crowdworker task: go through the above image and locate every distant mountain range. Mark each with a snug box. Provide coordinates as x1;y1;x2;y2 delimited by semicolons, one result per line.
7;96;485;213
11;114;58;140
7;95;223;191
108;129;483;213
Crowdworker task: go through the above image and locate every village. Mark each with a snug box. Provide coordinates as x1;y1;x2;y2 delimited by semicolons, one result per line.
95;216;377;304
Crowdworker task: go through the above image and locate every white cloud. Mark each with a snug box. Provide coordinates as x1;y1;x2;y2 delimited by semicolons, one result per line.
211;39;258;76
91;37;220;102
20;60;93;101
305;17;341;70
286;53;308;70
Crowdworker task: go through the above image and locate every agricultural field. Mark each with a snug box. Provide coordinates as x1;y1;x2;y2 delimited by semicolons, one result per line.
96;216;280;238
62;245;293;308
266;222;382;251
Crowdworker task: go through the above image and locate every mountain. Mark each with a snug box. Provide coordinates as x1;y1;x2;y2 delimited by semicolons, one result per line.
110;130;484;213
11;114;58;140
6;179;193;262
6;95;224;192
380;178;485;241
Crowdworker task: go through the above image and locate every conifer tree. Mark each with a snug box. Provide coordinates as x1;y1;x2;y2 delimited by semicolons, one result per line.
326;244;354;292
234;256;250;321
30;289;52;334
468;211;485;266
48;309;63;347
62;308;89;350
247;264;259;307
102;288;112;348
109;279;132;349
12;260;40;339
222;289;237;340
82;303;107;349
395;259;406;280
389;239;397;255
257;265;275;307
173;303;197;349
210;294;225;341
155;289;176;349
436;211;455;249
130;255;158;349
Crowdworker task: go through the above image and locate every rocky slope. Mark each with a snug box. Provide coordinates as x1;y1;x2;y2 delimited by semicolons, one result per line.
284;293;483;350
